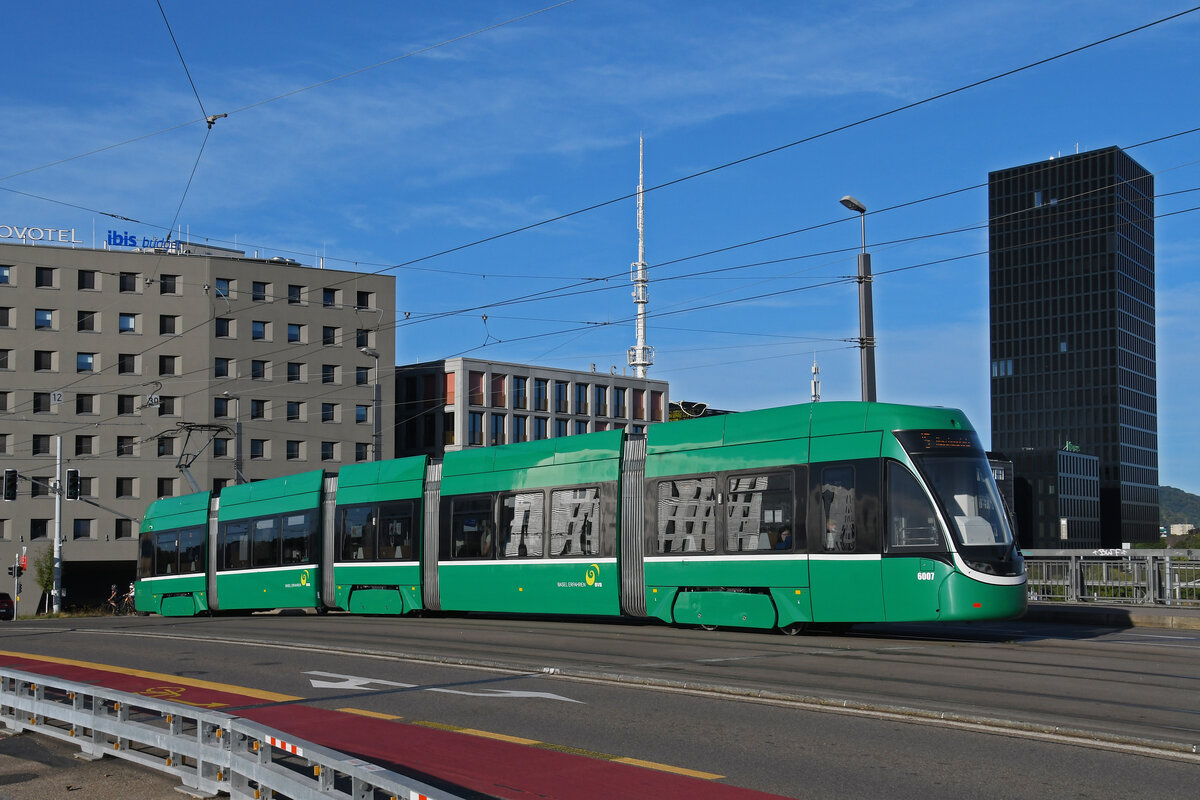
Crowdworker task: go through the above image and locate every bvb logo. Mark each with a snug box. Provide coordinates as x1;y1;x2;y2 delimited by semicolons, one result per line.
585;564;600;586
300;570;310;587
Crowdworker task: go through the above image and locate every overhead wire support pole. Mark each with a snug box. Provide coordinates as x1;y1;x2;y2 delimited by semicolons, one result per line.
53;435;63;613
840;196;876;403
628;136;654;378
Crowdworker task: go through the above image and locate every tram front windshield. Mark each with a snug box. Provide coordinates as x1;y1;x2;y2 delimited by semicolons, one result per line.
896;430;1022;577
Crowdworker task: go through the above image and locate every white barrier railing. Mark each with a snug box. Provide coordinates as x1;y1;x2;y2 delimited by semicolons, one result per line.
0;667;464;800
1024;549;1200;607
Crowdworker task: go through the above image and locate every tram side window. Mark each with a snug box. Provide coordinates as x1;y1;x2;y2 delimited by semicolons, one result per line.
221;521;251;569
448;495;495;559
726;471;795;553
549;487;600;557
281;511;316;564
886;462;945;552
338;505;376;561
378;501;417;560
155;531;179;575
179;526;205;573
819;466;857;552
252;518;280;567
501;491;544;558
139;530;155;578
656;477;716;554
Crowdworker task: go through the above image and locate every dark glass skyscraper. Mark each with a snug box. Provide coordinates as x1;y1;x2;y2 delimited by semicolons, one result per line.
988;146;1158;547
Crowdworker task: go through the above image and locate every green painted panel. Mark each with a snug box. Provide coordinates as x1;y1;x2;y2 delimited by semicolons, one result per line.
809;431;881;462
644;586;676;623
137;574;205;615
332;564;422;612
808;558;884;622
142;492;211;533
809;402;870;438
865;403;975;435
643;558;809;587
215;567;319;610
347;588;407;614
882;556;951;621
437;561;619;616
218;469;324;521
646;439;807;478
490;438;558;472
939;572;1028;621
554;429;624;465
160;594;204;617
722;404;811;446
646;414;726;455
336;457;427;505
672;590;777;629
444;446;498;477
442;458;619;495
769;587;813;627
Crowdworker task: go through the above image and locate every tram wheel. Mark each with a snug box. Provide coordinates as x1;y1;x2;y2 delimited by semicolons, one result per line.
699;623;718;631
778;622;808;636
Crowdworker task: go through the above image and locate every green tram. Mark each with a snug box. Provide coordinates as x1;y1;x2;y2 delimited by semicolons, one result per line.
136;401;1027;631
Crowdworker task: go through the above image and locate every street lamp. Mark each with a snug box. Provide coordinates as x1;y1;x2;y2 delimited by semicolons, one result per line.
222;391;246;483
359;347;382;461
840;195;877;403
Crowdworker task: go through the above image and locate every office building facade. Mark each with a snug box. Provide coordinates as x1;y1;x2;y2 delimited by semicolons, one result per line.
0;237;394;602
395;358;669;457
988;146;1158;546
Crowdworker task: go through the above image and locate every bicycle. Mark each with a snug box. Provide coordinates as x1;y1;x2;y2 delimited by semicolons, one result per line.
113;595;135;616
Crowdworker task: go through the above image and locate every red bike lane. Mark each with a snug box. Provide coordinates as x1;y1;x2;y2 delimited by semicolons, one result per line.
0;650;790;800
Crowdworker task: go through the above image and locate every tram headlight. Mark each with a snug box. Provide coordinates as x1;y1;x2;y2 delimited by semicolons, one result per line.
966;560;998;576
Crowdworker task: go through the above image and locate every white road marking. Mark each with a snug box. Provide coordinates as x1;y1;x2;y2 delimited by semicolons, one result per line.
304;670;582;703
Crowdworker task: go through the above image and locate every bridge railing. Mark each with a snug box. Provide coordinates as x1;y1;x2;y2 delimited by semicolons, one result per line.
0;666;464;800
1024;549;1200;607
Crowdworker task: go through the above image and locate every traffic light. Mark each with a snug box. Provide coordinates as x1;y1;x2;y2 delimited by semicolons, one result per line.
65;469;81;500
2;469;16;501
6;565;20;577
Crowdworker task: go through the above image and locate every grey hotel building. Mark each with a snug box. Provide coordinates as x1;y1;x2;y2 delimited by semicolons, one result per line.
1;236;395;602
988;146;1158;548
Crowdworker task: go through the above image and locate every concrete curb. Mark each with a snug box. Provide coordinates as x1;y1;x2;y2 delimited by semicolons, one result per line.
1024;602;1200;630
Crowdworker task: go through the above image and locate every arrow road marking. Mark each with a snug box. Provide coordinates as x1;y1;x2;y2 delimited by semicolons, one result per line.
304;670;582;703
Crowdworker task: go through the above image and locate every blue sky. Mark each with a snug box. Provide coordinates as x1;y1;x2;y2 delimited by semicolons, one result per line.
2;2;1198;494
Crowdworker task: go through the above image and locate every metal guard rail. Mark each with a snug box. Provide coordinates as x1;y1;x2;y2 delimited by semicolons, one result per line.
1024;549;1200;607
0;666;463;800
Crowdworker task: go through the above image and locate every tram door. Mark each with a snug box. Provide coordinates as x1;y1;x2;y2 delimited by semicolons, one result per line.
806;461;883;622
881;461;949;620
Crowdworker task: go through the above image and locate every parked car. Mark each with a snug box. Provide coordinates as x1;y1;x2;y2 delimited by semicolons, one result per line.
0;592;13;621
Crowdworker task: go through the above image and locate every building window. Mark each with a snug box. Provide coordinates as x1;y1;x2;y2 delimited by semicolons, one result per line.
117;436;135;457
252;321;267;340
0;265;8;284
119;272;139;292
30;519;49;540
287;401;303;421
633;389;645;419
118;313;137;333
35;309;54;329
158;396;177;416
251;360;268;380
288;284;303;304
287;362;302;382
117;395;136;416
214;397;230;418
288;323;303;343
250;399;266;420
252;281;268;302
321;442;336;461
34;350;54;371
158;355;178;376
554;381;568;413
33;435;51;455
157;478;175;498
213;438;229;457
0;391;9;412
215;278;232;298
356;291;373;310
0;349;7;370
490;414;506;446
215;317;232;338
249;439;266;460
650;390;664;421
77;352;95;372
35;266;55;287
574;420;588;435
534;417;548;440
214;357;231;378
355;442;369;462
594;385;607;416
33;393;52;413
356;405;369;424
76;393;95;414
0;307;10;327
512;377;528;410
160;315;178;335
614;387;627;417
115;477;136;498
78;270;97;290
31;477;51;498
468;412;483;446
74;435;95;456
322;288;338;307
491;374;507;407
322;364;337;384
286;440;302;460
356;328;371;349
321;403;336;422
356;366;369;386
469;372;485;406
159;274;178;294
115;519;134;539
322;326;338;346
73;519;95;541
77;310;96;331
554;419;568;437
157;436;175;457
574;383;588;415
513;415;527;443
118;353;138;375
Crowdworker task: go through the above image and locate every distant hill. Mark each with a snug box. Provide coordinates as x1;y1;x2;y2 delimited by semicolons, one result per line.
1160;486;1200;529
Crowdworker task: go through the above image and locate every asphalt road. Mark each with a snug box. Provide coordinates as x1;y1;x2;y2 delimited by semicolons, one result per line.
2;612;1199;798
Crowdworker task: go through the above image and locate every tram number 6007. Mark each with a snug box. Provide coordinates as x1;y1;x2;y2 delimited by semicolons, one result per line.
916;571;936;581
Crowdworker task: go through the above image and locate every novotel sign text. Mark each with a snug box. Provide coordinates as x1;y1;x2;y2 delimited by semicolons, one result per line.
0;225;82;244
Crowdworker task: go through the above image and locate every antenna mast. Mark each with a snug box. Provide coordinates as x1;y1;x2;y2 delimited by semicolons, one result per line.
628;136;654;378
811;355;822;403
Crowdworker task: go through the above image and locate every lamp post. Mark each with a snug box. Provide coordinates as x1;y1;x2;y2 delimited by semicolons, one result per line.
840;195;877;403
222;391;246;483
360;347;382;461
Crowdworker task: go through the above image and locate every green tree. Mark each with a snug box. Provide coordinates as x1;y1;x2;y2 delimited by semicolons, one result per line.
33;547;53;614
